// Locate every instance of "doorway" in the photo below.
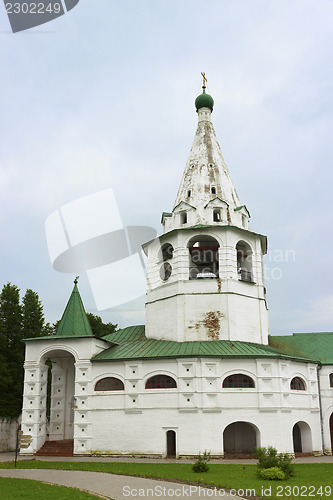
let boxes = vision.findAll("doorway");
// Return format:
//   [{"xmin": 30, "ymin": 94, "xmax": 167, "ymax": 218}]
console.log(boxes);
[
  {"xmin": 293, "ymin": 423, "xmax": 302, "ymax": 452},
  {"xmin": 223, "ymin": 421, "xmax": 258, "ymax": 454},
  {"xmin": 166, "ymin": 430, "xmax": 176, "ymax": 457}
]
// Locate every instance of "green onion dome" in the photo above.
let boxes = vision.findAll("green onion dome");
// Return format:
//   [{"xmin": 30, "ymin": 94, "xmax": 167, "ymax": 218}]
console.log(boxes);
[{"xmin": 195, "ymin": 89, "xmax": 214, "ymax": 112}]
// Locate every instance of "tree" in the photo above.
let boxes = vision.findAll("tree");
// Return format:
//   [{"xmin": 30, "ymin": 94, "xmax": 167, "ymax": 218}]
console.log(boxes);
[
  {"xmin": 22, "ymin": 289, "xmax": 45, "ymax": 339},
  {"xmin": 0, "ymin": 283, "xmax": 47, "ymax": 418},
  {"xmin": 0, "ymin": 283, "xmax": 23, "ymax": 417},
  {"xmin": 86, "ymin": 313, "xmax": 117, "ymax": 338}
]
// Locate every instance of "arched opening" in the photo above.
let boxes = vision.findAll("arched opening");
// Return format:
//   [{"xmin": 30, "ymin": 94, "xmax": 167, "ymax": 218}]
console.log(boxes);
[
  {"xmin": 223, "ymin": 421, "xmax": 259, "ymax": 456},
  {"xmin": 95, "ymin": 377, "xmax": 124, "ymax": 391},
  {"xmin": 222, "ymin": 374, "xmax": 255, "ymax": 388},
  {"xmin": 292, "ymin": 423, "xmax": 302, "ymax": 452},
  {"xmin": 188, "ymin": 235, "xmax": 219, "ymax": 279},
  {"xmin": 236, "ymin": 241, "xmax": 253, "ymax": 282},
  {"xmin": 292, "ymin": 421, "xmax": 312, "ymax": 454},
  {"xmin": 145, "ymin": 374, "xmax": 177, "ymax": 389},
  {"xmin": 290, "ymin": 377, "xmax": 306, "ymax": 391},
  {"xmin": 41, "ymin": 350, "xmax": 76, "ymax": 442},
  {"xmin": 329, "ymin": 413, "xmax": 333, "ymax": 454},
  {"xmin": 166, "ymin": 430, "xmax": 176, "ymax": 457},
  {"xmin": 159, "ymin": 243, "xmax": 174, "ymax": 262},
  {"xmin": 213, "ymin": 208, "xmax": 221, "ymax": 222}
]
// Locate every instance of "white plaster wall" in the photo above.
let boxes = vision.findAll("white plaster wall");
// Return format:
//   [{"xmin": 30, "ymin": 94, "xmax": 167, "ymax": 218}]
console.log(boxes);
[
  {"xmin": 145, "ymin": 227, "xmax": 268, "ymax": 344},
  {"xmin": 20, "ymin": 337, "xmax": 110, "ymax": 455},
  {"xmin": 318, "ymin": 366, "xmax": 333, "ymax": 454},
  {"xmin": 0, "ymin": 418, "xmax": 19, "ymax": 452},
  {"xmin": 84, "ymin": 357, "xmax": 322, "ymax": 456}
]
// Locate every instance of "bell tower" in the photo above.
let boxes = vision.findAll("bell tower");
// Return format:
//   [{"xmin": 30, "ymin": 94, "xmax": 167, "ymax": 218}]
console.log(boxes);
[{"xmin": 144, "ymin": 76, "xmax": 269, "ymax": 345}]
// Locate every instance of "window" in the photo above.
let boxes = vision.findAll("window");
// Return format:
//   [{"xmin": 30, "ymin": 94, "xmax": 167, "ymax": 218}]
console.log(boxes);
[
  {"xmin": 330, "ymin": 373, "xmax": 333, "ymax": 387},
  {"xmin": 95, "ymin": 377, "xmax": 124, "ymax": 391},
  {"xmin": 187, "ymin": 190, "xmax": 191, "ymax": 197},
  {"xmin": 290, "ymin": 377, "xmax": 305, "ymax": 391},
  {"xmin": 145, "ymin": 375, "xmax": 177, "ymax": 389},
  {"xmin": 213, "ymin": 209, "xmax": 221, "ymax": 222},
  {"xmin": 160, "ymin": 262, "xmax": 172, "ymax": 281},
  {"xmin": 211, "ymin": 186, "xmax": 216, "ymax": 195},
  {"xmin": 180, "ymin": 212, "xmax": 187, "ymax": 224},
  {"xmin": 222, "ymin": 374, "xmax": 255, "ymax": 388},
  {"xmin": 161, "ymin": 243, "xmax": 174, "ymax": 261}
]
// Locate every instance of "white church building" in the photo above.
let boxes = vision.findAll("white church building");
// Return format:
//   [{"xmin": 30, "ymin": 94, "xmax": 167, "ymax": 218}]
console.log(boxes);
[{"xmin": 21, "ymin": 80, "xmax": 333, "ymax": 458}]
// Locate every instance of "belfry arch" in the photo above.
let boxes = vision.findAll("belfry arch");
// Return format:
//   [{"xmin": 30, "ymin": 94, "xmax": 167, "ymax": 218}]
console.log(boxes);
[{"xmin": 188, "ymin": 235, "xmax": 220, "ymax": 279}]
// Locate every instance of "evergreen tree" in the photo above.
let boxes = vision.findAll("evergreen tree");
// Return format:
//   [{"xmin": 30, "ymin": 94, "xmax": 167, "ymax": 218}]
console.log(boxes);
[
  {"xmin": 0, "ymin": 283, "xmax": 47, "ymax": 417},
  {"xmin": 22, "ymin": 289, "xmax": 45, "ymax": 339},
  {"xmin": 0, "ymin": 283, "xmax": 23, "ymax": 417},
  {"xmin": 86, "ymin": 313, "xmax": 117, "ymax": 338}
]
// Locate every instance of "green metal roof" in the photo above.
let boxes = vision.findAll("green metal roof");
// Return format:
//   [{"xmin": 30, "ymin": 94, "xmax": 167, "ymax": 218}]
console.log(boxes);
[
  {"xmin": 92, "ymin": 325, "xmax": 317, "ymax": 363},
  {"xmin": 234, "ymin": 205, "xmax": 251, "ymax": 217},
  {"xmin": 103, "ymin": 325, "xmax": 146, "ymax": 343},
  {"xmin": 269, "ymin": 332, "xmax": 333, "ymax": 365},
  {"xmin": 55, "ymin": 279, "xmax": 94, "ymax": 338}
]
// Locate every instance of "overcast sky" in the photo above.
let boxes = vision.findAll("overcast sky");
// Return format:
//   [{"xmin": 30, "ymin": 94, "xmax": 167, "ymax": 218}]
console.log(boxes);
[{"xmin": 1, "ymin": 0, "xmax": 333, "ymax": 336}]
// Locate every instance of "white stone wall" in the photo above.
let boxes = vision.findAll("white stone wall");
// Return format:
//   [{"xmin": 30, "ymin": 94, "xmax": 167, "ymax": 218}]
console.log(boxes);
[
  {"xmin": 20, "ymin": 337, "xmax": 109, "ymax": 455},
  {"xmin": 318, "ymin": 366, "xmax": 333, "ymax": 454},
  {"xmin": 86, "ymin": 357, "xmax": 323, "ymax": 456},
  {"xmin": 0, "ymin": 418, "xmax": 19, "ymax": 452}
]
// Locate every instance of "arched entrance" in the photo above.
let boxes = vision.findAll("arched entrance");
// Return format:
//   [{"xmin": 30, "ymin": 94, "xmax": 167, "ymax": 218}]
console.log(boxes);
[
  {"xmin": 329, "ymin": 413, "xmax": 333, "ymax": 454},
  {"xmin": 223, "ymin": 422, "xmax": 259, "ymax": 455},
  {"xmin": 292, "ymin": 423, "xmax": 302, "ymax": 452},
  {"xmin": 42, "ymin": 349, "xmax": 76, "ymax": 441},
  {"xmin": 166, "ymin": 430, "xmax": 176, "ymax": 457},
  {"xmin": 292, "ymin": 421, "xmax": 312, "ymax": 454}
]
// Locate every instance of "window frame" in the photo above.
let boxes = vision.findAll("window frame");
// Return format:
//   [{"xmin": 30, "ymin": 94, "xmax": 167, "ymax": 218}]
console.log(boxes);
[
  {"xmin": 94, "ymin": 377, "xmax": 125, "ymax": 392},
  {"xmin": 145, "ymin": 374, "xmax": 177, "ymax": 389},
  {"xmin": 290, "ymin": 376, "xmax": 306, "ymax": 391},
  {"xmin": 222, "ymin": 374, "xmax": 255, "ymax": 389}
]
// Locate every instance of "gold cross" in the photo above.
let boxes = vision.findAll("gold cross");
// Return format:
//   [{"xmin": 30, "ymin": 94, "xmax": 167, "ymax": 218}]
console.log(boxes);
[{"xmin": 201, "ymin": 72, "xmax": 207, "ymax": 89}]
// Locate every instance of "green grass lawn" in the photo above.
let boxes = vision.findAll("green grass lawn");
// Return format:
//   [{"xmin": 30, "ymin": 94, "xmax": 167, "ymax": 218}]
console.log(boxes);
[
  {"xmin": 0, "ymin": 477, "xmax": 105, "ymax": 500},
  {"xmin": 0, "ymin": 461, "xmax": 332, "ymax": 499}
]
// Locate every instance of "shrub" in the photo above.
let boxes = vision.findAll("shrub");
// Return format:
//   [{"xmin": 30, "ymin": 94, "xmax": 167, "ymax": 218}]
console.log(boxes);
[
  {"xmin": 253, "ymin": 446, "xmax": 294, "ymax": 478},
  {"xmin": 259, "ymin": 467, "xmax": 286, "ymax": 481},
  {"xmin": 192, "ymin": 450, "xmax": 211, "ymax": 473}
]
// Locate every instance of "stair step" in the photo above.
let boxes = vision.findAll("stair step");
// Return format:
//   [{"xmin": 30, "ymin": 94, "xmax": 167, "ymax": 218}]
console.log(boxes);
[{"xmin": 35, "ymin": 439, "xmax": 74, "ymax": 457}]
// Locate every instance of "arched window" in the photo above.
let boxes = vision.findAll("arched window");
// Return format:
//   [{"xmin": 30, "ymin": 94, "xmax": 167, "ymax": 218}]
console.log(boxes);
[
  {"xmin": 329, "ymin": 373, "xmax": 333, "ymax": 388},
  {"xmin": 290, "ymin": 377, "xmax": 306, "ymax": 391},
  {"xmin": 95, "ymin": 377, "xmax": 124, "ymax": 391},
  {"xmin": 145, "ymin": 375, "xmax": 177, "ymax": 389},
  {"xmin": 160, "ymin": 243, "xmax": 174, "ymax": 262},
  {"xmin": 222, "ymin": 374, "xmax": 255, "ymax": 388},
  {"xmin": 236, "ymin": 241, "xmax": 253, "ymax": 282},
  {"xmin": 188, "ymin": 235, "xmax": 219, "ymax": 279},
  {"xmin": 213, "ymin": 208, "xmax": 221, "ymax": 222}
]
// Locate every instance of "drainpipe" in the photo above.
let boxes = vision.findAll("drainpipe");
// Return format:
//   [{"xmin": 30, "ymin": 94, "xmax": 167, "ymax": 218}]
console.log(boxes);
[{"xmin": 316, "ymin": 363, "xmax": 327, "ymax": 455}]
